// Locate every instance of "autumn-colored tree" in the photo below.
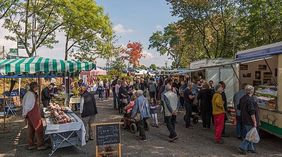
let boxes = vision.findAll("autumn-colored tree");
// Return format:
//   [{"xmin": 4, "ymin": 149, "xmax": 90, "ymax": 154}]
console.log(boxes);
[{"xmin": 121, "ymin": 42, "xmax": 144, "ymax": 68}]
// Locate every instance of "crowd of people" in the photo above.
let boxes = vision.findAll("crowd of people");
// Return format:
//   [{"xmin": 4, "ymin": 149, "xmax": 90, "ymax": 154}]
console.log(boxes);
[
  {"xmin": 21, "ymin": 74, "xmax": 259, "ymax": 155},
  {"xmin": 110, "ymin": 75, "xmax": 259, "ymax": 154}
]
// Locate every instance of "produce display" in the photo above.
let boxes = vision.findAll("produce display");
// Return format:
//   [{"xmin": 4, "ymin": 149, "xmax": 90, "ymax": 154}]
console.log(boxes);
[
  {"xmin": 255, "ymin": 85, "xmax": 277, "ymax": 110},
  {"xmin": 48, "ymin": 103, "xmax": 72, "ymax": 124}
]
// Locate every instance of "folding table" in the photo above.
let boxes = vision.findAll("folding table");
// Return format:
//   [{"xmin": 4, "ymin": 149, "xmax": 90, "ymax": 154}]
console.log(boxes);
[{"xmin": 44, "ymin": 110, "xmax": 86, "ymax": 157}]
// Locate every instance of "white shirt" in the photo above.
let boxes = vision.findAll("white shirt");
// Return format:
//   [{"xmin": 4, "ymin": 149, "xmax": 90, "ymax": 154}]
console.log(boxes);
[
  {"xmin": 22, "ymin": 91, "xmax": 36, "ymax": 117},
  {"xmin": 115, "ymin": 84, "xmax": 120, "ymax": 94},
  {"xmin": 80, "ymin": 96, "xmax": 84, "ymax": 114}
]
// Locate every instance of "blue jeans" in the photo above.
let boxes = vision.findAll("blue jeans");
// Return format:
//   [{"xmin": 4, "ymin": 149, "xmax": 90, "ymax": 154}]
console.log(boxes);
[
  {"xmin": 236, "ymin": 116, "xmax": 242, "ymax": 138},
  {"xmin": 239, "ymin": 125, "xmax": 256, "ymax": 152}
]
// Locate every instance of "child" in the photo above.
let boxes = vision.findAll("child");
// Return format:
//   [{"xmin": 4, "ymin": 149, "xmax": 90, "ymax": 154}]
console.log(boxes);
[
  {"xmin": 124, "ymin": 96, "xmax": 136, "ymax": 117},
  {"xmin": 97, "ymin": 82, "xmax": 104, "ymax": 101},
  {"xmin": 150, "ymin": 98, "xmax": 159, "ymax": 127}
]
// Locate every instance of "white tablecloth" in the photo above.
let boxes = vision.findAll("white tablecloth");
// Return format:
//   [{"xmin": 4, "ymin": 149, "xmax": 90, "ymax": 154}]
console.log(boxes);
[{"xmin": 45, "ymin": 112, "xmax": 86, "ymax": 146}]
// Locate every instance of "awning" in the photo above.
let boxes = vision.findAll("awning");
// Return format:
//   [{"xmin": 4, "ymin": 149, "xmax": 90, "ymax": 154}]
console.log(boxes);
[
  {"xmin": 201, "ymin": 56, "xmax": 273, "ymax": 69},
  {"xmin": 178, "ymin": 68, "xmax": 204, "ymax": 74},
  {"xmin": 0, "ymin": 57, "xmax": 96, "ymax": 76}
]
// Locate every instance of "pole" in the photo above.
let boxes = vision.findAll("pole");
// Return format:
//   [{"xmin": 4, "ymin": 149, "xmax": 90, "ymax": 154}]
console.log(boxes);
[
  {"xmin": 3, "ymin": 78, "xmax": 6, "ymax": 131},
  {"xmin": 19, "ymin": 78, "xmax": 21, "ymax": 98}
]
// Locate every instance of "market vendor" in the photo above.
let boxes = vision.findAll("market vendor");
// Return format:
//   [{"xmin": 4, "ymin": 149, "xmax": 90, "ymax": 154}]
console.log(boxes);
[
  {"xmin": 41, "ymin": 83, "xmax": 55, "ymax": 107},
  {"xmin": 22, "ymin": 82, "xmax": 48, "ymax": 150},
  {"xmin": 80, "ymin": 85, "xmax": 97, "ymax": 142}
]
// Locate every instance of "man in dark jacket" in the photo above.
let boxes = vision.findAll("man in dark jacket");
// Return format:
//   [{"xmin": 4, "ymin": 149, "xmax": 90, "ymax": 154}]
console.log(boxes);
[
  {"xmin": 41, "ymin": 83, "xmax": 55, "ymax": 107},
  {"xmin": 80, "ymin": 85, "xmax": 97, "ymax": 141},
  {"xmin": 238, "ymin": 85, "xmax": 259, "ymax": 154},
  {"xmin": 219, "ymin": 81, "xmax": 228, "ymax": 136},
  {"xmin": 198, "ymin": 82, "xmax": 213, "ymax": 129},
  {"xmin": 111, "ymin": 77, "xmax": 118, "ymax": 110}
]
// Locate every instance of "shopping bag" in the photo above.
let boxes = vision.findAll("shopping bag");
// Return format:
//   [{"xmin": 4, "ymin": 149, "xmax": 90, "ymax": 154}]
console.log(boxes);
[{"xmin": 245, "ymin": 127, "xmax": 260, "ymax": 143}]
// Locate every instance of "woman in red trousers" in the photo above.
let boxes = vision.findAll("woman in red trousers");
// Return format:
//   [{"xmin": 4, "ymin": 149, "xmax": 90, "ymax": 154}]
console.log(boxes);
[{"xmin": 212, "ymin": 84, "xmax": 225, "ymax": 144}]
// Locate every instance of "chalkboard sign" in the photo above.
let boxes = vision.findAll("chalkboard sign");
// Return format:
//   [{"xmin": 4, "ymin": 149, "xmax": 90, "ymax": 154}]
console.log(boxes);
[{"xmin": 96, "ymin": 124, "xmax": 120, "ymax": 146}]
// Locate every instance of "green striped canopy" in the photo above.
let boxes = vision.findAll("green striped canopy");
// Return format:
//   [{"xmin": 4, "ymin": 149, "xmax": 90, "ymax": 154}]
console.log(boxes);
[{"xmin": 0, "ymin": 57, "xmax": 96, "ymax": 75}]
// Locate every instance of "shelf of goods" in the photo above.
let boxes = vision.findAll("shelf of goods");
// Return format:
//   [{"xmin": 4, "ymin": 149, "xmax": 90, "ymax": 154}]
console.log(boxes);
[{"xmin": 255, "ymin": 85, "xmax": 277, "ymax": 110}]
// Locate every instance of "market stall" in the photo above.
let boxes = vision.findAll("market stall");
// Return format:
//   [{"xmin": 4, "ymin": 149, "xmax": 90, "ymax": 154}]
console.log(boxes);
[
  {"xmin": 0, "ymin": 56, "xmax": 96, "ymax": 156},
  {"xmin": 189, "ymin": 58, "xmax": 238, "ymax": 105},
  {"xmin": 204, "ymin": 42, "xmax": 282, "ymax": 137},
  {"xmin": 79, "ymin": 67, "xmax": 107, "ymax": 85},
  {"xmin": 234, "ymin": 42, "xmax": 282, "ymax": 138}
]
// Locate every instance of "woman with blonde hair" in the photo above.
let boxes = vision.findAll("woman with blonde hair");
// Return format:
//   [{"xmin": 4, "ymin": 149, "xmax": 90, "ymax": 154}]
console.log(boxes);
[{"xmin": 212, "ymin": 84, "xmax": 225, "ymax": 144}]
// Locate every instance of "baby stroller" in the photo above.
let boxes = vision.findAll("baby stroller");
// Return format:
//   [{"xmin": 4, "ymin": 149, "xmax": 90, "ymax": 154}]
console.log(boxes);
[{"xmin": 121, "ymin": 110, "xmax": 149, "ymax": 134}]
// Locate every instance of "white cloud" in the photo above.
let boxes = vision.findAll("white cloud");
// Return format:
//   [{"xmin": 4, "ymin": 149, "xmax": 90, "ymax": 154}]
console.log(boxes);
[
  {"xmin": 113, "ymin": 24, "xmax": 134, "ymax": 33},
  {"xmin": 140, "ymin": 49, "xmax": 172, "ymax": 67},
  {"xmin": 142, "ymin": 50, "xmax": 154, "ymax": 59},
  {"xmin": 155, "ymin": 25, "xmax": 163, "ymax": 31}
]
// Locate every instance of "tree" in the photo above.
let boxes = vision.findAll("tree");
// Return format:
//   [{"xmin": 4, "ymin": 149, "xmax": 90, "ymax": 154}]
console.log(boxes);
[
  {"xmin": 2, "ymin": 0, "xmax": 113, "ymax": 59},
  {"xmin": 121, "ymin": 42, "xmax": 144, "ymax": 68},
  {"xmin": 110, "ymin": 57, "xmax": 126, "ymax": 71},
  {"xmin": 55, "ymin": 0, "xmax": 113, "ymax": 60},
  {"xmin": 166, "ymin": 0, "xmax": 238, "ymax": 59},
  {"xmin": 0, "ymin": 0, "xmax": 17, "ymax": 19},
  {"xmin": 149, "ymin": 64, "xmax": 157, "ymax": 70},
  {"xmin": 3, "ymin": 0, "xmax": 63, "ymax": 57},
  {"xmin": 149, "ymin": 23, "xmax": 201, "ymax": 68},
  {"xmin": 236, "ymin": 1, "xmax": 282, "ymax": 50},
  {"xmin": 139, "ymin": 65, "xmax": 147, "ymax": 70}
]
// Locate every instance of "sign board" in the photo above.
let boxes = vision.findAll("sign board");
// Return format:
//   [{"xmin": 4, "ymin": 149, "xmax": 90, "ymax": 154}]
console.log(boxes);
[
  {"xmin": 95, "ymin": 122, "xmax": 122, "ymax": 157},
  {"xmin": 96, "ymin": 124, "xmax": 120, "ymax": 146}
]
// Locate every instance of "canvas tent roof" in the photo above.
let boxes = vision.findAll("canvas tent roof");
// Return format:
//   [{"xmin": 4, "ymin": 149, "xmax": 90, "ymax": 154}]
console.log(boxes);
[{"xmin": 0, "ymin": 57, "xmax": 96, "ymax": 77}]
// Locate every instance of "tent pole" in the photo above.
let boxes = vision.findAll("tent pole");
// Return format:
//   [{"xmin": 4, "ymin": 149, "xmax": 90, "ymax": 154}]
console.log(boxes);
[
  {"xmin": 231, "ymin": 64, "xmax": 240, "ymax": 81},
  {"xmin": 3, "ymin": 78, "xmax": 6, "ymax": 132},
  {"xmin": 18, "ymin": 78, "xmax": 21, "ymax": 98},
  {"xmin": 264, "ymin": 58, "xmax": 277, "ymax": 86},
  {"xmin": 37, "ymin": 77, "xmax": 41, "ymax": 107}
]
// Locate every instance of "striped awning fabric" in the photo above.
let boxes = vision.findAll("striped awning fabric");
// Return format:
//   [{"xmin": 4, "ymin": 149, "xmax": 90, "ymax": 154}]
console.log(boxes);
[{"xmin": 0, "ymin": 57, "xmax": 96, "ymax": 75}]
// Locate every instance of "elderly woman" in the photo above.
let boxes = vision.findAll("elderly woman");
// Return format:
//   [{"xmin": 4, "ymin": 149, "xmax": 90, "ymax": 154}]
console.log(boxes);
[
  {"xmin": 238, "ymin": 85, "xmax": 259, "ymax": 154},
  {"xmin": 131, "ymin": 90, "xmax": 151, "ymax": 141},
  {"xmin": 22, "ymin": 82, "xmax": 47, "ymax": 150},
  {"xmin": 212, "ymin": 84, "xmax": 225, "ymax": 144}
]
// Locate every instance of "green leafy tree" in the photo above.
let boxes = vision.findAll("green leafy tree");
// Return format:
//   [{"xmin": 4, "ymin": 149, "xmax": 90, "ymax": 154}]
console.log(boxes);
[
  {"xmin": 0, "ymin": 0, "xmax": 17, "ymax": 19},
  {"xmin": 236, "ymin": 0, "xmax": 282, "ymax": 50},
  {"xmin": 110, "ymin": 57, "xmax": 126, "ymax": 72},
  {"xmin": 149, "ymin": 23, "xmax": 201, "ymax": 68},
  {"xmin": 55, "ymin": 0, "xmax": 113, "ymax": 60},
  {"xmin": 149, "ymin": 64, "xmax": 157, "ymax": 70},
  {"xmin": 166, "ymin": 0, "xmax": 238, "ymax": 59},
  {"xmin": 139, "ymin": 65, "xmax": 147, "ymax": 70},
  {"xmin": 3, "ymin": 0, "xmax": 63, "ymax": 57}
]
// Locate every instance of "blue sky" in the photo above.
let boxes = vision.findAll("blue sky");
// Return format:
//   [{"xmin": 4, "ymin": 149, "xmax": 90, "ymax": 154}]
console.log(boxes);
[
  {"xmin": 0, "ymin": 0, "xmax": 177, "ymax": 67},
  {"xmin": 96, "ymin": 0, "xmax": 177, "ymax": 66}
]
